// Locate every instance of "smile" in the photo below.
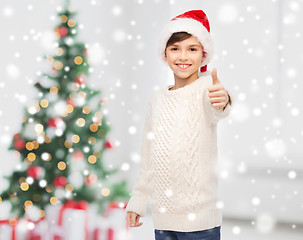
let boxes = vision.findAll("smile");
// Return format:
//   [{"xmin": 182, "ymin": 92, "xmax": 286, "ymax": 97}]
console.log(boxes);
[{"xmin": 176, "ymin": 64, "xmax": 191, "ymax": 69}]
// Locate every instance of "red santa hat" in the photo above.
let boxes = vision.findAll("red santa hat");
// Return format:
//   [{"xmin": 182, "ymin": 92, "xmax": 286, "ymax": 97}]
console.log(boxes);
[{"xmin": 158, "ymin": 10, "xmax": 214, "ymax": 73}]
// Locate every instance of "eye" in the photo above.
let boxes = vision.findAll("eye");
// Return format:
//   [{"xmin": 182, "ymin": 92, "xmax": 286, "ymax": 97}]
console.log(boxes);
[
  {"xmin": 190, "ymin": 48, "xmax": 197, "ymax": 51},
  {"xmin": 170, "ymin": 47, "xmax": 178, "ymax": 51}
]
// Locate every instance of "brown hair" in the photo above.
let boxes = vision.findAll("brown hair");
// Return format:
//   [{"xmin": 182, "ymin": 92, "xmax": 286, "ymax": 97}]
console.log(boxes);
[
  {"xmin": 166, "ymin": 32, "xmax": 192, "ymax": 48},
  {"xmin": 165, "ymin": 32, "xmax": 205, "ymax": 57}
]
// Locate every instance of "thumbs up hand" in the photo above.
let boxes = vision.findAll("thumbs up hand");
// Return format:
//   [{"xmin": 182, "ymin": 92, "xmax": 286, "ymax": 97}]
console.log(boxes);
[{"xmin": 208, "ymin": 68, "xmax": 229, "ymax": 110}]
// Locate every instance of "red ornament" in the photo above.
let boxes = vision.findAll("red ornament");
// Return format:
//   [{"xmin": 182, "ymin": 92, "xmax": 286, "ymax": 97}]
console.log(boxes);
[
  {"xmin": 66, "ymin": 98, "xmax": 75, "ymax": 108},
  {"xmin": 13, "ymin": 133, "xmax": 21, "ymax": 140},
  {"xmin": 14, "ymin": 139, "xmax": 26, "ymax": 150},
  {"xmin": 47, "ymin": 117, "xmax": 63, "ymax": 128},
  {"xmin": 53, "ymin": 176, "xmax": 67, "ymax": 187},
  {"xmin": 108, "ymin": 201, "xmax": 127, "ymax": 209},
  {"xmin": 85, "ymin": 174, "xmax": 97, "ymax": 186},
  {"xmin": 72, "ymin": 151, "xmax": 84, "ymax": 161},
  {"xmin": 74, "ymin": 75, "xmax": 86, "ymax": 85},
  {"xmin": 58, "ymin": 26, "xmax": 68, "ymax": 37},
  {"xmin": 27, "ymin": 166, "xmax": 44, "ymax": 179},
  {"xmin": 104, "ymin": 141, "xmax": 113, "ymax": 149}
]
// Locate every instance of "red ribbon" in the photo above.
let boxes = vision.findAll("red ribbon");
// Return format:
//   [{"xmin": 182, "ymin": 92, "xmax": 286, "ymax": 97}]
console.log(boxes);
[{"xmin": 0, "ymin": 219, "xmax": 18, "ymax": 240}]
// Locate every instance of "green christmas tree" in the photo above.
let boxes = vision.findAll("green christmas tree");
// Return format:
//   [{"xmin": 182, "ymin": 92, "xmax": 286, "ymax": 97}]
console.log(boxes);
[{"xmin": 0, "ymin": 0, "xmax": 129, "ymax": 219}]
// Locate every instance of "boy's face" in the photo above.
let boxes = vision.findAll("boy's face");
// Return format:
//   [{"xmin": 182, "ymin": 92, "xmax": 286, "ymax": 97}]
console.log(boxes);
[{"xmin": 164, "ymin": 36, "xmax": 205, "ymax": 81}]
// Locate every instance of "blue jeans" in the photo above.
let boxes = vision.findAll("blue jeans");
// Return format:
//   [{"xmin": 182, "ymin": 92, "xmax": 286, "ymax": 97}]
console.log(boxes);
[{"xmin": 154, "ymin": 226, "xmax": 221, "ymax": 240}]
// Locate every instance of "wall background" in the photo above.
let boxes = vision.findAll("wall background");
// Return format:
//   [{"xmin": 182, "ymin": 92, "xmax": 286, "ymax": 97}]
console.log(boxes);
[{"xmin": 0, "ymin": 0, "xmax": 302, "ymax": 238}]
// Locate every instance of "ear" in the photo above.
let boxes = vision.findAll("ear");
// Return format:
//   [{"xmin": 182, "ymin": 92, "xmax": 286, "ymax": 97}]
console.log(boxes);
[
  {"xmin": 164, "ymin": 50, "xmax": 167, "ymax": 61},
  {"xmin": 201, "ymin": 55, "xmax": 206, "ymax": 63}
]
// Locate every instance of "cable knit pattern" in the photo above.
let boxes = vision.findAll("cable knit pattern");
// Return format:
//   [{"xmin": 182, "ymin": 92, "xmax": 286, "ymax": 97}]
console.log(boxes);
[
  {"xmin": 150, "ymin": 95, "xmax": 176, "ymax": 214},
  {"xmin": 126, "ymin": 70, "xmax": 233, "ymax": 232}
]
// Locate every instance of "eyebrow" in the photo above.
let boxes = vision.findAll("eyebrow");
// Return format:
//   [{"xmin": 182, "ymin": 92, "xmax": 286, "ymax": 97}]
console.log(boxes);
[{"xmin": 170, "ymin": 44, "xmax": 202, "ymax": 48}]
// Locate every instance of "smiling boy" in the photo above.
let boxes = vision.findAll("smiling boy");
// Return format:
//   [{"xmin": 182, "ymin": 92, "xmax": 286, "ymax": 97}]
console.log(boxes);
[{"xmin": 125, "ymin": 10, "xmax": 232, "ymax": 240}]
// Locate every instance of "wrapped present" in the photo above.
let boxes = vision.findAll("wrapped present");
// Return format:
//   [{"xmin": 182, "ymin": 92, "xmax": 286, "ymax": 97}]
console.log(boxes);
[
  {"xmin": 0, "ymin": 219, "xmax": 17, "ymax": 240},
  {"xmin": 91, "ymin": 215, "xmax": 111, "ymax": 240},
  {"xmin": 54, "ymin": 200, "xmax": 89, "ymax": 240},
  {"xmin": 26, "ymin": 217, "xmax": 48, "ymax": 240},
  {"xmin": 45, "ymin": 203, "xmax": 63, "ymax": 240},
  {"xmin": 102, "ymin": 201, "xmax": 129, "ymax": 240}
]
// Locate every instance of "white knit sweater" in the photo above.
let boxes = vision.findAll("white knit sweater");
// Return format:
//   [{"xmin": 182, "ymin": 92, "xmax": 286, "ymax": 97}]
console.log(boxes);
[{"xmin": 125, "ymin": 71, "xmax": 232, "ymax": 232}]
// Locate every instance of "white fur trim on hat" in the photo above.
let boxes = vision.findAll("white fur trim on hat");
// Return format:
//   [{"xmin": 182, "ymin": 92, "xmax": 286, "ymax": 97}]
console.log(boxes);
[{"xmin": 157, "ymin": 18, "xmax": 214, "ymax": 67}]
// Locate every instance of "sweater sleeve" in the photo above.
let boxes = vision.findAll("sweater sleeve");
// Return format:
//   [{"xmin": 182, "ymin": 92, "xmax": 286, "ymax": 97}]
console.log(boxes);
[
  {"xmin": 125, "ymin": 96, "xmax": 153, "ymax": 217},
  {"xmin": 203, "ymin": 80, "xmax": 233, "ymax": 124}
]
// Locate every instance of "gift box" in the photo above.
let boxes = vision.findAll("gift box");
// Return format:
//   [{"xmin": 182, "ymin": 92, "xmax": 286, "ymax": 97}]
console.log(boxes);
[
  {"xmin": 54, "ymin": 200, "xmax": 89, "ymax": 240},
  {"xmin": 45, "ymin": 203, "xmax": 63, "ymax": 240},
  {"xmin": 91, "ymin": 215, "xmax": 112, "ymax": 240},
  {"xmin": 26, "ymin": 217, "xmax": 48, "ymax": 240},
  {"xmin": 99, "ymin": 201, "xmax": 129, "ymax": 240},
  {"xmin": 0, "ymin": 219, "xmax": 17, "ymax": 240}
]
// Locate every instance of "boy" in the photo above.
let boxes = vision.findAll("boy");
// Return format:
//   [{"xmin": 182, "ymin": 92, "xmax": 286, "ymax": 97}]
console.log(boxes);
[{"xmin": 125, "ymin": 10, "xmax": 232, "ymax": 240}]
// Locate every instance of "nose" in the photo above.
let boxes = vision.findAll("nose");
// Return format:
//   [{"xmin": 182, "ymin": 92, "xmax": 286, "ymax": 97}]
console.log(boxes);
[{"xmin": 178, "ymin": 50, "xmax": 188, "ymax": 60}]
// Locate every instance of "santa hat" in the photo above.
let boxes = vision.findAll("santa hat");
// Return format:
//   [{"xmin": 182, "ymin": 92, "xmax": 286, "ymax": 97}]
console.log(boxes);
[{"xmin": 158, "ymin": 10, "xmax": 214, "ymax": 73}]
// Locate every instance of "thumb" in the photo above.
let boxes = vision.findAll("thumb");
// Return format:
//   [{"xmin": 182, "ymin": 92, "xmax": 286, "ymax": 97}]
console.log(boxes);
[{"xmin": 212, "ymin": 68, "xmax": 220, "ymax": 85}]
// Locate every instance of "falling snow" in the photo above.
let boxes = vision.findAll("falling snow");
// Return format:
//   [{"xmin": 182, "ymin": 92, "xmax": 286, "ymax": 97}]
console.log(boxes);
[{"xmin": 0, "ymin": 1, "xmax": 303, "ymax": 239}]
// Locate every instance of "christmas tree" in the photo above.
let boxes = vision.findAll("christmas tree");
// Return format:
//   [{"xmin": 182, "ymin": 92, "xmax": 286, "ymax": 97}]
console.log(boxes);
[{"xmin": 0, "ymin": 0, "xmax": 129, "ymax": 219}]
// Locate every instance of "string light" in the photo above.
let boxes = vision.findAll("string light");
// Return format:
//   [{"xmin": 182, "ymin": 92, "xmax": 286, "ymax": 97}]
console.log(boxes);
[
  {"xmin": 76, "ymin": 118, "xmax": 85, "ymax": 127},
  {"xmin": 71, "ymin": 134, "xmax": 80, "ymax": 143},
  {"xmin": 88, "ymin": 155, "xmax": 97, "ymax": 164},
  {"xmin": 101, "ymin": 188, "xmax": 110, "ymax": 196},
  {"xmin": 66, "ymin": 104, "xmax": 74, "ymax": 113},
  {"xmin": 71, "ymin": 83, "xmax": 80, "ymax": 91},
  {"xmin": 57, "ymin": 161, "xmax": 66, "ymax": 170},
  {"xmin": 27, "ymin": 153, "xmax": 36, "ymax": 162},
  {"xmin": 45, "ymin": 186, "xmax": 52, "ymax": 193},
  {"xmin": 53, "ymin": 61, "xmax": 64, "ymax": 70},
  {"xmin": 41, "ymin": 152, "xmax": 52, "ymax": 161},
  {"xmin": 44, "ymin": 136, "xmax": 52, "ymax": 143},
  {"xmin": 50, "ymin": 197, "xmax": 58, "ymax": 205},
  {"xmin": 65, "ymin": 184, "xmax": 74, "ymax": 192},
  {"xmin": 50, "ymin": 86, "xmax": 58, "ymax": 94},
  {"xmin": 64, "ymin": 140, "xmax": 72, "ymax": 148},
  {"xmin": 35, "ymin": 124, "xmax": 44, "ymax": 133},
  {"xmin": 90, "ymin": 123, "xmax": 98, "ymax": 132},
  {"xmin": 78, "ymin": 91, "xmax": 86, "ymax": 98},
  {"xmin": 74, "ymin": 56, "xmax": 83, "ymax": 65},
  {"xmin": 56, "ymin": 48, "xmax": 64, "ymax": 56},
  {"xmin": 82, "ymin": 106, "xmax": 90, "ymax": 114},
  {"xmin": 33, "ymin": 194, "xmax": 41, "ymax": 202},
  {"xmin": 97, "ymin": 128, "xmax": 105, "ymax": 137},
  {"xmin": 88, "ymin": 137, "xmax": 96, "ymax": 145},
  {"xmin": 19, "ymin": 177, "xmax": 26, "ymax": 183},
  {"xmin": 32, "ymin": 141, "xmax": 39, "ymax": 149},
  {"xmin": 47, "ymin": 56, "xmax": 54, "ymax": 64},
  {"xmin": 67, "ymin": 19, "xmax": 76, "ymax": 27},
  {"xmin": 40, "ymin": 99, "xmax": 49, "ymax": 108},
  {"xmin": 20, "ymin": 182, "xmax": 29, "ymax": 191},
  {"xmin": 40, "ymin": 210, "xmax": 45, "ymax": 218},
  {"xmin": 60, "ymin": 15, "xmax": 68, "ymax": 23},
  {"xmin": 26, "ymin": 142, "xmax": 35, "ymax": 151},
  {"xmin": 24, "ymin": 200, "xmax": 33, "ymax": 209}
]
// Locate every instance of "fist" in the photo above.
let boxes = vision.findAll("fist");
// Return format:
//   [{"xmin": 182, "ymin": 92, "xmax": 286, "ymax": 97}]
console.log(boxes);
[
  {"xmin": 126, "ymin": 211, "xmax": 143, "ymax": 228},
  {"xmin": 208, "ymin": 68, "xmax": 229, "ymax": 110}
]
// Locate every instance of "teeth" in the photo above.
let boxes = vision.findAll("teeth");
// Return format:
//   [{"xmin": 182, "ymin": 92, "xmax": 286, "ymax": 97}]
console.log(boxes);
[{"xmin": 178, "ymin": 64, "xmax": 190, "ymax": 69}]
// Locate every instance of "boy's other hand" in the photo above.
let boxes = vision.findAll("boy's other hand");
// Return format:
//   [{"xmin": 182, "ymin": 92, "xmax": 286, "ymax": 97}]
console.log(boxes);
[
  {"xmin": 208, "ymin": 68, "xmax": 229, "ymax": 110},
  {"xmin": 126, "ymin": 211, "xmax": 143, "ymax": 228}
]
